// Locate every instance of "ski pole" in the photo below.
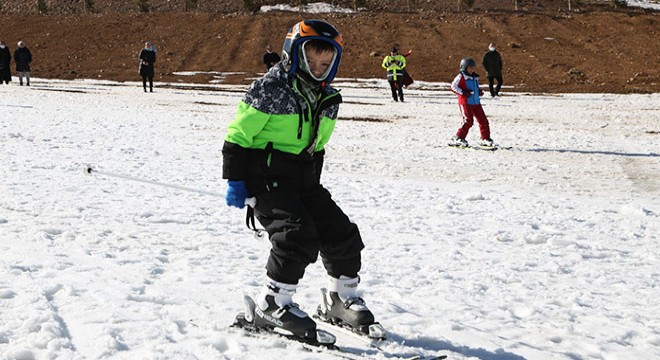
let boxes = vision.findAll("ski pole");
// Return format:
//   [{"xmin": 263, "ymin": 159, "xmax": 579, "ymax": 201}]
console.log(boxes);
[{"xmin": 82, "ymin": 164, "xmax": 257, "ymax": 208}]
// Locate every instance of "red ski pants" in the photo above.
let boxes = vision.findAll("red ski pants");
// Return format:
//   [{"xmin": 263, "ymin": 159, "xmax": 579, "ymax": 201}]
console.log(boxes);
[{"xmin": 456, "ymin": 103, "xmax": 490, "ymax": 140}]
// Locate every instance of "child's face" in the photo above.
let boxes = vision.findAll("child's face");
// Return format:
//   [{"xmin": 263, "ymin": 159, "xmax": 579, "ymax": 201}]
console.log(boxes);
[
  {"xmin": 466, "ymin": 65, "xmax": 476, "ymax": 73},
  {"xmin": 305, "ymin": 49, "xmax": 335, "ymax": 79}
]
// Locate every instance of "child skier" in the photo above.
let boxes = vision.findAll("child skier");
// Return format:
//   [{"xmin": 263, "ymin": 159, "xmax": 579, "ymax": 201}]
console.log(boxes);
[
  {"xmin": 449, "ymin": 57, "xmax": 494, "ymax": 147},
  {"xmin": 222, "ymin": 20, "xmax": 381, "ymax": 343}
]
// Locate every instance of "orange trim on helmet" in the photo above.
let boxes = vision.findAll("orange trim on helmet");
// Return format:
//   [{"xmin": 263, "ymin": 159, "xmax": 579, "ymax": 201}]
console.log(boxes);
[
  {"xmin": 291, "ymin": 20, "xmax": 343, "ymax": 48},
  {"xmin": 299, "ymin": 21, "xmax": 320, "ymax": 37},
  {"xmin": 334, "ymin": 34, "xmax": 343, "ymax": 48}
]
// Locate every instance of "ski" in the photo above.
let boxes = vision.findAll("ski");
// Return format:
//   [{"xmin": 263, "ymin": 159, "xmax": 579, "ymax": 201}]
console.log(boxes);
[
  {"xmin": 229, "ymin": 324, "xmax": 365, "ymax": 360},
  {"xmin": 315, "ymin": 320, "xmax": 447, "ymax": 360},
  {"xmin": 469, "ymin": 144, "xmax": 498, "ymax": 151},
  {"xmin": 231, "ymin": 295, "xmax": 393, "ymax": 359},
  {"xmin": 315, "ymin": 288, "xmax": 447, "ymax": 360},
  {"xmin": 448, "ymin": 143, "xmax": 511, "ymax": 151},
  {"xmin": 228, "ymin": 292, "xmax": 446, "ymax": 360}
]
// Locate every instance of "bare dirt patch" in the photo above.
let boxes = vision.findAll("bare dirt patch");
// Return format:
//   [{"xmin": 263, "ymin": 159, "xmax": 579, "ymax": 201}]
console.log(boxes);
[{"xmin": 0, "ymin": 7, "xmax": 658, "ymax": 93}]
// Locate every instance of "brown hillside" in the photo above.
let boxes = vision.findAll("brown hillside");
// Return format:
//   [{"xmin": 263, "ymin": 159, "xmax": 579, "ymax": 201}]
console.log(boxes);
[{"xmin": 0, "ymin": 7, "xmax": 658, "ymax": 93}]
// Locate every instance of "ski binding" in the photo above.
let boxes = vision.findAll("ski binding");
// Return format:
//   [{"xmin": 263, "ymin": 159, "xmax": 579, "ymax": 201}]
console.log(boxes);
[{"xmin": 315, "ymin": 288, "xmax": 387, "ymax": 341}]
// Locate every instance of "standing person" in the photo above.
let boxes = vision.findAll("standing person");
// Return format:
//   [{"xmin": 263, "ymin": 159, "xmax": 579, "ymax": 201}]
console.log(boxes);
[
  {"xmin": 449, "ymin": 57, "xmax": 494, "ymax": 147},
  {"xmin": 482, "ymin": 42, "xmax": 503, "ymax": 97},
  {"xmin": 14, "ymin": 41, "xmax": 32, "ymax": 86},
  {"xmin": 262, "ymin": 44, "xmax": 281, "ymax": 72},
  {"xmin": 402, "ymin": 49, "xmax": 414, "ymax": 88},
  {"xmin": 0, "ymin": 41, "xmax": 11, "ymax": 84},
  {"xmin": 223, "ymin": 19, "xmax": 382, "ymax": 343},
  {"xmin": 381, "ymin": 47, "xmax": 406, "ymax": 102},
  {"xmin": 138, "ymin": 41, "xmax": 156, "ymax": 93}
]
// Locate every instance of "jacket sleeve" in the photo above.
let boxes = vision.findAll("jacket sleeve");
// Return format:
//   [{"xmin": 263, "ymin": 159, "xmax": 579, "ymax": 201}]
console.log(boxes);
[
  {"xmin": 450, "ymin": 73, "xmax": 465, "ymax": 95},
  {"xmin": 222, "ymin": 100, "xmax": 271, "ymax": 180},
  {"xmin": 222, "ymin": 141, "xmax": 249, "ymax": 180},
  {"xmin": 224, "ymin": 101, "xmax": 270, "ymax": 148}
]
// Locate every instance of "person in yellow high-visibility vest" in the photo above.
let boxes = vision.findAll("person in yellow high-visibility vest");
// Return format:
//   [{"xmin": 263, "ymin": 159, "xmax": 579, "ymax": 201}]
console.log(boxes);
[{"xmin": 381, "ymin": 47, "xmax": 407, "ymax": 102}]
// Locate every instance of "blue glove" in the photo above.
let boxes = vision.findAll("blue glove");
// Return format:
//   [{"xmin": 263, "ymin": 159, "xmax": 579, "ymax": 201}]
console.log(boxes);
[{"xmin": 226, "ymin": 180, "xmax": 249, "ymax": 209}]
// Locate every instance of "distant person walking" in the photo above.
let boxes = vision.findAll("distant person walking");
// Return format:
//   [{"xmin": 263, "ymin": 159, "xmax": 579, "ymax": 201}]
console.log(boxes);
[
  {"xmin": 0, "ymin": 41, "xmax": 11, "ymax": 84},
  {"xmin": 14, "ymin": 41, "xmax": 32, "ymax": 86},
  {"xmin": 482, "ymin": 42, "xmax": 503, "ymax": 97},
  {"xmin": 381, "ymin": 47, "xmax": 407, "ymax": 102},
  {"xmin": 262, "ymin": 44, "xmax": 281, "ymax": 72},
  {"xmin": 138, "ymin": 41, "xmax": 156, "ymax": 92}
]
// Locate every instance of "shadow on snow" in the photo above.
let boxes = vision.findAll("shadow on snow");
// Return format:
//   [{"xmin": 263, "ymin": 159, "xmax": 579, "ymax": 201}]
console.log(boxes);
[
  {"xmin": 390, "ymin": 333, "xmax": 528, "ymax": 360},
  {"xmin": 527, "ymin": 148, "xmax": 659, "ymax": 158}
]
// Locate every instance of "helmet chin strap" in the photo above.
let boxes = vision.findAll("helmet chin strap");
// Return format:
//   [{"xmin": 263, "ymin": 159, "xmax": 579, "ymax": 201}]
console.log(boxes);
[{"xmin": 295, "ymin": 71, "xmax": 323, "ymax": 89}]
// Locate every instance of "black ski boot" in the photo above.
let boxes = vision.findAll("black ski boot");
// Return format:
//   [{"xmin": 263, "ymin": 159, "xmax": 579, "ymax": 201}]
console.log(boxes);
[
  {"xmin": 233, "ymin": 277, "xmax": 336, "ymax": 346},
  {"xmin": 233, "ymin": 295, "xmax": 336, "ymax": 346},
  {"xmin": 316, "ymin": 276, "xmax": 386, "ymax": 340},
  {"xmin": 254, "ymin": 294, "xmax": 317, "ymax": 339}
]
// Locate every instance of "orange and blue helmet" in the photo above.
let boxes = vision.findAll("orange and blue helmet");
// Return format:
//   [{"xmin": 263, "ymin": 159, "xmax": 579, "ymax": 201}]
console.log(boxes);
[{"xmin": 281, "ymin": 19, "xmax": 343, "ymax": 84}]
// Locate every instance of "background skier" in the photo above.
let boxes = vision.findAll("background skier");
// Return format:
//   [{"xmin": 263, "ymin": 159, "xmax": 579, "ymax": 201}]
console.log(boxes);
[
  {"xmin": 381, "ymin": 47, "xmax": 407, "ymax": 102},
  {"xmin": 262, "ymin": 44, "xmax": 281, "ymax": 72},
  {"xmin": 449, "ymin": 57, "xmax": 494, "ymax": 147},
  {"xmin": 482, "ymin": 42, "xmax": 503, "ymax": 97},
  {"xmin": 222, "ymin": 19, "xmax": 379, "ymax": 342},
  {"xmin": 138, "ymin": 41, "xmax": 156, "ymax": 92},
  {"xmin": 0, "ymin": 41, "xmax": 11, "ymax": 84},
  {"xmin": 14, "ymin": 41, "xmax": 31, "ymax": 86}
]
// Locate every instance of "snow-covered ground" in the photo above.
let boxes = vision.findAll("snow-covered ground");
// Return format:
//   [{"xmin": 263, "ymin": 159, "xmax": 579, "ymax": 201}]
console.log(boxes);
[
  {"xmin": 606, "ymin": 0, "xmax": 660, "ymax": 10},
  {"xmin": 1, "ymin": 77, "xmax": 659, "ymax": 360}
]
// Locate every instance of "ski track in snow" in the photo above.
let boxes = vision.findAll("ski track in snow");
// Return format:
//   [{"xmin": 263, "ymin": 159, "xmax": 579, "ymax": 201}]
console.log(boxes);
[{"xmin": 1, "ymin": 78, "xmax": 659, "ymax": 360}]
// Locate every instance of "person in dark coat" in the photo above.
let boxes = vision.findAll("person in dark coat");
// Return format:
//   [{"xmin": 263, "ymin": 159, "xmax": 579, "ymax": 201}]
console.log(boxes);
[
  {"xmin": 262, "ymin": 44, "xmax": 281, "ymax": 72},
  {"xmin": 0, "ymin": 41, "xmax": 12, "ymax": 84},
  {"xmin": 138, "ymin": 41, "xmax": 156, "ymax": 92},
  {"xmin": 482, "ymin": 42, "xmax": 503, "ymax": 97},
  {"xmin": 14, "ymin": 41, "xmax": 32, "ymax": 86}
]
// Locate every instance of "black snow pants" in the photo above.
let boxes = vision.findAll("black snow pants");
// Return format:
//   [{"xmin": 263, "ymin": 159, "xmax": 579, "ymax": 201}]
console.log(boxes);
[
  {"xmin": 253, "ymin": 186, "xmax": 364, "ymax": 285},
  {"xmin": 487, "ymin": 75, "xmax": 503, "ymax": 96},
  {"xmin": 388, "ymin": 77, "xmax": 404, "ymax": 102}
]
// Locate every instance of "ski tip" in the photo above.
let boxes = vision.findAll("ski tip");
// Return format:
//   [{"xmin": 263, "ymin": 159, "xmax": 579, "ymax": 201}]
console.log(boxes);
[
  {"xmin": 82, "ymin": 164, "xmax": 94, "ymax": 175},
  {"xmin": 242, "ymin": 295, "xmax": 256, "ymax": 322},
  {"xmin": 231, "ymin": 312, "xmax": 250, "ymax": 329},
  {"xmin": 367, "ymin": 323, "xmax": 387, "ymax": 340},
  {"xmin": 315, "ymin": 329, "xmax": 337, "ymax": 346}
]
